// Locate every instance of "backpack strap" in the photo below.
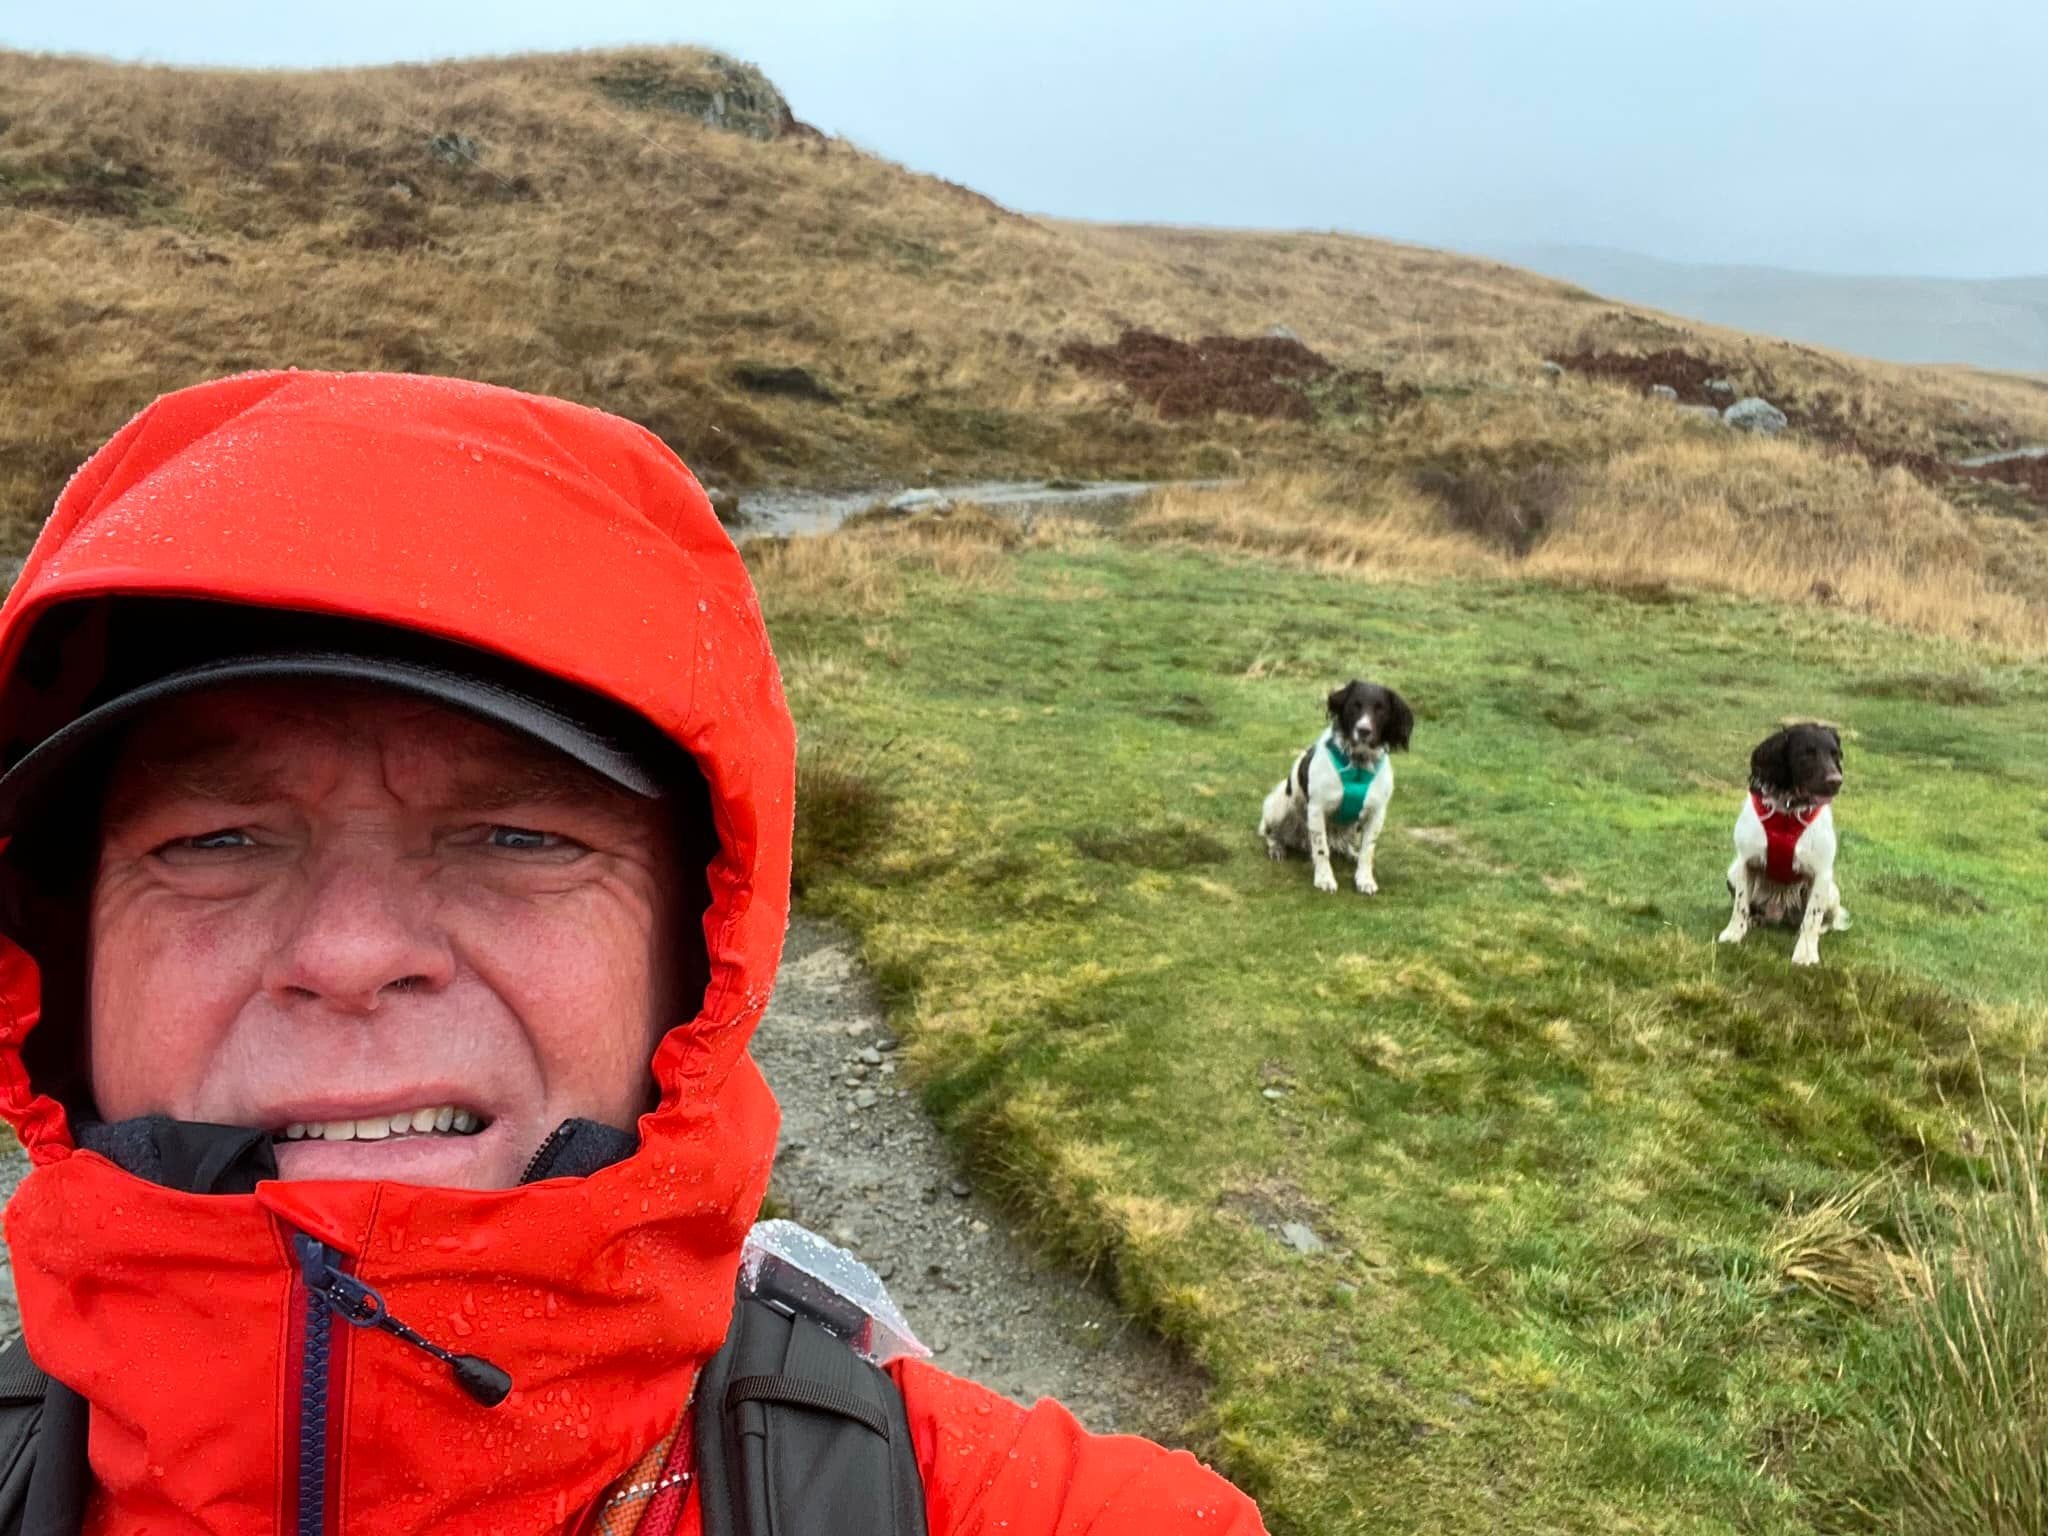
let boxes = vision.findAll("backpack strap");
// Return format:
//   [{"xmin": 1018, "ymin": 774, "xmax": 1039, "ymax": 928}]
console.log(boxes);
[
  {"xmin": 694, "ymin": 1293, "xmax": 928, "ymax": 1536},
  {"xmin": 0, "ymin": 1335, "xmax": 90, "ymax": 1536},
  {"xmin": 0, "ymin": 1340, "xmax": 46, "ymax": 1536}
]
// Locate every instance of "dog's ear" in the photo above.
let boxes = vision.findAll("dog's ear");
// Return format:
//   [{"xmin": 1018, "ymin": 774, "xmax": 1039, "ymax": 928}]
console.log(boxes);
[
  {"xmin": 1326, "ymin": 683, "xmax": 1351, "ymax": 719},
  {"xmin": 1824, "ymin": 725, "xmax": 1843, "ymax": 755},
  {"xmin": 1383, "ymin": 688, "xmax": 1415, "ymax": 752},
  {"xmin": 1749, "ymin": 729, "xmax": 1792, "ymax": 791}
]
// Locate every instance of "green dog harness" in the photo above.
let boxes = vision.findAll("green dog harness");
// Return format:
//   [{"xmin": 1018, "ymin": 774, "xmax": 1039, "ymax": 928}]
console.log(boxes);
[{"xmin": 1324, "ymin": 738, "xmax": 1386, "ymax": 826}]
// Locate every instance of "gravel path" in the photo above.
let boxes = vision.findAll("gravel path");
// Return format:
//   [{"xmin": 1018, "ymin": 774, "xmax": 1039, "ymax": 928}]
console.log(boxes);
[
  {"xmin": 0, "ymin": 1151, "xmax": 16, "ymax": 1350},
  {"xmin": 754, "ymin": 915, "xmax": 1206, "ymax": 1438},
  {"xmin": 0, "ymin": 917, "xmax": 1207, "ymax": 1442}
]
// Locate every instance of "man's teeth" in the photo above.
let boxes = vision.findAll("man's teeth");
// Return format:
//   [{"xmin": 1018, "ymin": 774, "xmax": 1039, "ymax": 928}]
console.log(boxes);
[{"xmin": 278, "ymin": 1107, "xmax": 480, "ymax": 1142}]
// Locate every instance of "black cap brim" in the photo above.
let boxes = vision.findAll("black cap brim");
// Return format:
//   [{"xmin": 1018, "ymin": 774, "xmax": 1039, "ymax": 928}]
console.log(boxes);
[{"xmin": 0, "ymin": 647, "xmax": 667, "ymax": 836}]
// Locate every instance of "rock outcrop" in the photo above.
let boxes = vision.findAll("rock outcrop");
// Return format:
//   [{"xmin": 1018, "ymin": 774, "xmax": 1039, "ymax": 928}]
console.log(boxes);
[{"xmin": 592, "ymin": 53, "xmax": 800, "ymax": 141}]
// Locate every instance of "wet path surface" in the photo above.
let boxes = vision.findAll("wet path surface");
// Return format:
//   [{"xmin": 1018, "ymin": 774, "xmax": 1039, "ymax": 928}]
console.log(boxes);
[
  {"xmin": 737, "ymin": 477, "xmax": 1230, "ymax": 538},
  {"xmin": 1954, "ymin": 444, "xmax": 2048, "ymax": 468}
]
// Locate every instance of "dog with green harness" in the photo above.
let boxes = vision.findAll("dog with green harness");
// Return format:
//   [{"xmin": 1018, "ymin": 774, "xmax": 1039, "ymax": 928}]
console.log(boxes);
[{"xmin": 1260, "ymin": 679, "xmax": 1415, "ymax": 895}]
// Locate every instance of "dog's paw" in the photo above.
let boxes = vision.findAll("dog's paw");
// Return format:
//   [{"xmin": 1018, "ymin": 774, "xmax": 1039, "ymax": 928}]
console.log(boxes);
[
  {"xmin": 1831, "ymin": 908, "xmax": 1852, "ymax": 932},
  {"xmin": 1716, "ymin": 923, "xmax": 1746, "ymax": 945},
  {"xmin": 1265, "ymin": 841, "xmax": 1285, "ymax": 862},
  {"xmin": 1313, "ymin": 867, "xmax": 1339, "ymax": 893},
  {"xmin": 1791, "ymin": 944, "xmax": 1820, "ymax": 967},
  {"xmin": 1355, "ymin": 875, "xmax": 1379, "ymax": 896}
]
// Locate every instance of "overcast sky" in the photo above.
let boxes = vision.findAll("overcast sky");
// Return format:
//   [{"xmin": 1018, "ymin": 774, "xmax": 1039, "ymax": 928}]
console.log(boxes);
[{"xmin": 6, "ymin": 1, "xmax": 2041, "ymax": 279}]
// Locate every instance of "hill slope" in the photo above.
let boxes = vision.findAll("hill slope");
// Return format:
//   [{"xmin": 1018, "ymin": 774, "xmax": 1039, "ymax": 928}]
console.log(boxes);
[{"xmin": 3, "ymin": 47, "xmax": 2046, "ymax": 644}]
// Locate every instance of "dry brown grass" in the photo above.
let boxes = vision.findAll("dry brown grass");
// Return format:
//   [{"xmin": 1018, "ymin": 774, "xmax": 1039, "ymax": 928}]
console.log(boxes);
[
  {"xmin": 8, "ymin": 45, "xmax": 2048, "ymax": 577},
  {"xmin": 1132, "ymin": 427, "xmax": 2048, "ymax": 652},
  {"xmin": 1766, "ymin": 1173, "xmax": 1919, "ymax": 1312},
  {"xmin": 746, "ymin": 503, "xmax": 1034, "ymax": 623}
]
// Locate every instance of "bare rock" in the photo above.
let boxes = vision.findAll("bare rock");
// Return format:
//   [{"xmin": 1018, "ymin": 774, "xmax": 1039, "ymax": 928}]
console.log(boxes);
[
  {"xmin": 1279, "ymin": 1221, "xmax": 1325, "ymax": 1255},
  {"xmin": 1724, "ymin": 397, "xmax": 1790, "ymax": 435},
  {"xmin": 886, "ymin": 488, "xmax": 954, "ymax": 514}
]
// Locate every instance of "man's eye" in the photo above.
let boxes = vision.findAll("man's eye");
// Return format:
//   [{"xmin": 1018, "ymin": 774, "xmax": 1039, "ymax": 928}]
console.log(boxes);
[
  {"xmin": 486, "ymin": 826, "xmax": 573, "ymax": 853},
  {"xmin": 159, "ymin": 829, "xmax": 255, "ymax": 855}
]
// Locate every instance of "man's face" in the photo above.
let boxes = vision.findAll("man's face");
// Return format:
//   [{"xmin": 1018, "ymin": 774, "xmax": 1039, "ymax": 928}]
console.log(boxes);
[{"xmin": 87, "ymin": 682, "xmax": 682, "ymax": 1190}]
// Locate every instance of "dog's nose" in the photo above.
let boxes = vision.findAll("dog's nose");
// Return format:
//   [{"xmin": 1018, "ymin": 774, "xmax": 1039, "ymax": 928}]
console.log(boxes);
[{"xmin": 1823, "ymin": 774, "xmax": 1843, "ymax": 794}]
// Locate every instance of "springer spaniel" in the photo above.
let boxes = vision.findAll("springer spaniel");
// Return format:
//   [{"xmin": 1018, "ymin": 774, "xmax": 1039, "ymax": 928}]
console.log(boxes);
[
  {"xmin": 1717, "ymin": 722, "xmax": 1849, "ymax": 966},
  {"xmin": 1260, "ymin": 679, "xmax": 1414, "ymax": 894}
]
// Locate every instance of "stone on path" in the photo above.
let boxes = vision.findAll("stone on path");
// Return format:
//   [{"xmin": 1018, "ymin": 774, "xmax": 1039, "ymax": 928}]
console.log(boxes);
[{"xmin": 886, "ymin": 488, "xmax": 953, "ymax": 514}]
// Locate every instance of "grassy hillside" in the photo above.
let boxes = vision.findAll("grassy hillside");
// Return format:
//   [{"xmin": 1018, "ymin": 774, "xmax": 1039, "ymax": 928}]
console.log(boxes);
[
  {"xmin": 753, "ymin": 514, "xmax": 2048, "ymax": 1534},
  {"xmin": 3, "ymin": 47, "xmax": 2047, "ymax": 648}
]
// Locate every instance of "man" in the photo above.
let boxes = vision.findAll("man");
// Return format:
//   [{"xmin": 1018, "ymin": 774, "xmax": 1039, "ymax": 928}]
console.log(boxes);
[{"xmin": 0, "ymin": 372, "xmax": 1265, "ymax": 1534}]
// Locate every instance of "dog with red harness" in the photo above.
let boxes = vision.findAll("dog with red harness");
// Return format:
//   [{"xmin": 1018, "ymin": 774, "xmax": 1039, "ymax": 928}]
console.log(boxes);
[{"xmin": 1717, "ymin": 722, "xmax": 1850, "ymax": 966}]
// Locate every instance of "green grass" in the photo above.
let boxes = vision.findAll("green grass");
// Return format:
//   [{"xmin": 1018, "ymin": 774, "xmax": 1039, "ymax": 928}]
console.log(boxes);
[{"xmin": 757, "ymin": 539, "xmax": 2048, "ymax": 1535}]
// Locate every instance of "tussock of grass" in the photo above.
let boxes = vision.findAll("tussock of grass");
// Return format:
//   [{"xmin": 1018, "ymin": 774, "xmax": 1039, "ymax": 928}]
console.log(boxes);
[
  {"xmin": 1838, "ymin": 1098, "xmax": 2048, "ymax": 1535},
  {"xmin": 1766, "ymin": 1174, "xmax": 1914, "ymax": 1311},
  {"xmin": 747, "ymin": 504, "xmax": 1024, "ymax": 624},
  {"xmin": 749, "ymin": 532, "xmax": 908, "ymax": 621},
  {"xmin": 790, "ymin": 736, "xmax": 897, "ymax": 897},
  {"xmin": 1415, "ymin": 461, "xmax": 1576, "ymax": 557}
]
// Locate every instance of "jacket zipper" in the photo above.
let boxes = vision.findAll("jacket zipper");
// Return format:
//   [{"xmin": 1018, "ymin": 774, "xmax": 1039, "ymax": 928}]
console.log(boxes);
[
  {"xmin": 518, "ymin": 1122, "xmax": 575, "ymax": 1185},
  {"xmin": 291, "ymin": 1236, "xmax": 341, "ymax": 1536},
  {"xmin": 290, "ymin": 1232, "xmax": 514, "ymax": 1534}
]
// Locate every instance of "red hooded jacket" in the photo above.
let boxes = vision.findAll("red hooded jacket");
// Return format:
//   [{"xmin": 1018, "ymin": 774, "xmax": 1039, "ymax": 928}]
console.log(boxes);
[{"xmin": 0, "ymin": 373, "xmax": 1264, "ymax": 1536}]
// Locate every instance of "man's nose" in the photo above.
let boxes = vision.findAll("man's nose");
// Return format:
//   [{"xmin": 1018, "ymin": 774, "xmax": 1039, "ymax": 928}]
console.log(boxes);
[{"xmin": 261, "ymin": 858, "xmax": 454, "ymax": 1014}]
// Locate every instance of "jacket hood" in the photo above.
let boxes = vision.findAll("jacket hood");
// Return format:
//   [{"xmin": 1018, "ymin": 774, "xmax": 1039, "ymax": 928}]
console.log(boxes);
[{"xmin": 0, "ymin": 372, "xmax": 793, "ymax": 1534}]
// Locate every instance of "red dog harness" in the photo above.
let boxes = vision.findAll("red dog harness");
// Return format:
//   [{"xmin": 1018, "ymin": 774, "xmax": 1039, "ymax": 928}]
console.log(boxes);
[{"xmin": 1751, "ymin": 793, "xmax": 1827, "ymax": 884}]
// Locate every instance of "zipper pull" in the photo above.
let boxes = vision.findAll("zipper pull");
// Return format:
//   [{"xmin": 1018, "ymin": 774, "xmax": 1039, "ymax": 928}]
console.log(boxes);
[{"xmin": 293, "ymin": 1234, "xmax": 513, "ymax": 1407}]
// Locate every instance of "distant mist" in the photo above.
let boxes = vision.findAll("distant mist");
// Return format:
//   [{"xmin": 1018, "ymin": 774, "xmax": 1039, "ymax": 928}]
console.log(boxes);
[{"xmin": 1486, "ymin": 244, "xmax": 2048, "ymax": 373}]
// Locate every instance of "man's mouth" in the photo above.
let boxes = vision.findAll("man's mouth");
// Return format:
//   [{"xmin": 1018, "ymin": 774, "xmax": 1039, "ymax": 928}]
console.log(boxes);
[{"xmin": 273, "ymin": 1105, "xmax": 487, "ymax": 1144}]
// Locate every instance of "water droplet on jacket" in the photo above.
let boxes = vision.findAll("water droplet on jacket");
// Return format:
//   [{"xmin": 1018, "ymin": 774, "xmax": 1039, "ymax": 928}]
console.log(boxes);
[{"xmin": 449, "ymin": 1312, "xmax": 473, "ymax": 1337}]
